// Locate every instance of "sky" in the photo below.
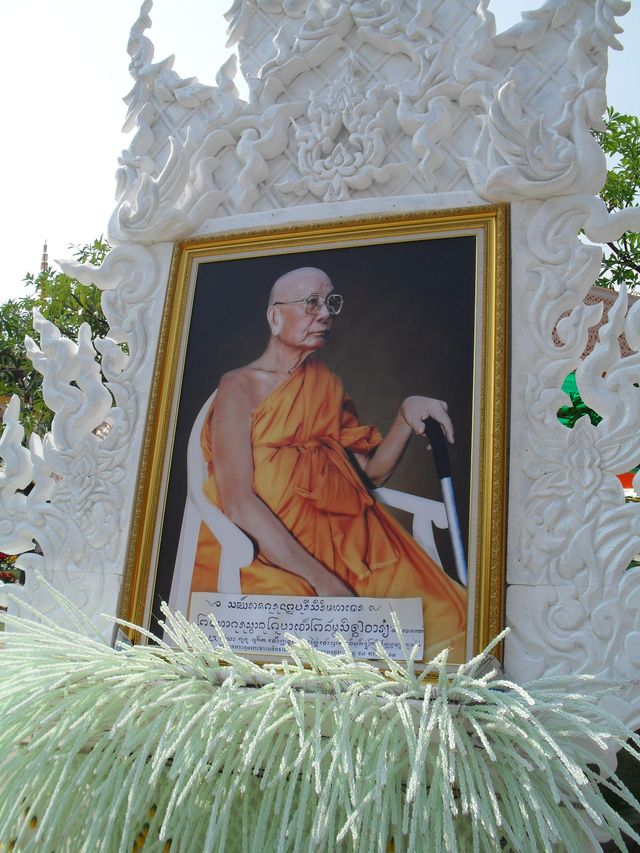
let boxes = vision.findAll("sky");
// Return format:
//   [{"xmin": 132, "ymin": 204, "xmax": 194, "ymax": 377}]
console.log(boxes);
[{"xmin": 0, "ymin": 0, "xmax": 638, "ymax": 305}]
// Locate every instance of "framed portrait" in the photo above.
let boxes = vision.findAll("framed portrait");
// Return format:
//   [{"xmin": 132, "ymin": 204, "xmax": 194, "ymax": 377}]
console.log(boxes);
[{"xmin": 122, "ymin": 206, "xmax": 508, "ymax": 666}]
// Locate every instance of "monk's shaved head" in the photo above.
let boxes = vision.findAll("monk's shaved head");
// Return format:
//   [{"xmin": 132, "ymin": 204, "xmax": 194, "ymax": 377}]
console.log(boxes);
[{"xmin": 268, "ymin": 267, "xmax": 332, "ymax": 306}]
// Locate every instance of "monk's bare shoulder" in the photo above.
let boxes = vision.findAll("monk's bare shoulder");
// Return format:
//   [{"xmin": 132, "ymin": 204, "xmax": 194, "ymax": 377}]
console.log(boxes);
[
  {"xmin": 217, "ymin": 367, "xmax": 252, "ymax": 401},
  {"xmin": 217, "ymin": 364, "xmax": 269, "ymax": 413},
  {"xmin": 219, "ymin": 365, "xmax": 253, "ymax": 389}
]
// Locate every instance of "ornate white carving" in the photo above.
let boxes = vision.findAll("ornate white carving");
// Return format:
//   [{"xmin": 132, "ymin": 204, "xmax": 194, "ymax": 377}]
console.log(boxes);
[
  {"xmin": 0, "ymin": 398, "xmax": 52, "ymax": 558},
  {"xmin": 467, "ymin": 2, "xmax": 614, "ymax": 202},
  {"xmin": 494, "ymin": 0, "xmax": 629, "ymax": 52},
  {"xmin": 100, "ymin": 0, "xmax": 633, "ymax": 239},
  {"xmin": 0, "ymin": 313, "xmax": 123, "ymax": 572},
  {"xmin": 510, "ymin": 197, "xmax": 640, "ymax": 585},
  {"xmin": 278, "ymin": 54, "xmax": 408, "ymax": 202},
  {"xmin": 505, "ymin": 193, "xmax": 640, "ymax": 728},
  {"xmin": 0, "ymin": 0, "xmax": 638, "ymax": 734},
  {"xmin": 6, "ymin": 563, "xmax": 121, "ymax": 645},
  {"xmin": 0, "ymin": 241, "xmax": 171, "ymax": 633}
]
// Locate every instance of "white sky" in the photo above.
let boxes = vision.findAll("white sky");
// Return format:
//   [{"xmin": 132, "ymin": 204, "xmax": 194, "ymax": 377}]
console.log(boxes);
[{"xmin": 0, "ymin": 0, "xmax": 638, "ymax": 305}]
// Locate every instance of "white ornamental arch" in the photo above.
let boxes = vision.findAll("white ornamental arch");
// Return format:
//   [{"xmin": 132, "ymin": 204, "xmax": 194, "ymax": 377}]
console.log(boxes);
[{"xmin": 1, "ymin": 0, "xmax": 639, "ymax": 730}]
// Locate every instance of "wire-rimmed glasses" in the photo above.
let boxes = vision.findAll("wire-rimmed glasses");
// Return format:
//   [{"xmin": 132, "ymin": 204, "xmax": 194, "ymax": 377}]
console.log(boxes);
[{"xmin": 272, "ymin": 293, "xmax": 344, "ymax": 315}]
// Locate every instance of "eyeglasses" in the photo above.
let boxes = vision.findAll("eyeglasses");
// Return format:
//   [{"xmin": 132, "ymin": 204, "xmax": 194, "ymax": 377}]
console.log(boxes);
[{"xmin": 273, "ymin": 293, "xmax": 344, "ymax": 315}]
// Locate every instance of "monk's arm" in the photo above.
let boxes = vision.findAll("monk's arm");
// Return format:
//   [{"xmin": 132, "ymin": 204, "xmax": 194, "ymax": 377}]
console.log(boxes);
[
  {"xmin": 210, "ymin": 375, "xmax": 354, "ymax": 597},
  {"xmin": 358, "ymin": 396, "xmax": 453, "ymax": 487}
]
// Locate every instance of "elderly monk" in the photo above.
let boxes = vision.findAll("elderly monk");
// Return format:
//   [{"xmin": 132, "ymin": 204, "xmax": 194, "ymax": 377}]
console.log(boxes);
[{"xmin": 192, "ymin": 267, "xmax": 467, "ymax": 659}]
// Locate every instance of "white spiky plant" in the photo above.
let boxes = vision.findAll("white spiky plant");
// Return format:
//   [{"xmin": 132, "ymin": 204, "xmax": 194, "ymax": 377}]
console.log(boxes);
[{"xmin": 0, "ymin": 585, "xmax": 639, "ymax": 853}]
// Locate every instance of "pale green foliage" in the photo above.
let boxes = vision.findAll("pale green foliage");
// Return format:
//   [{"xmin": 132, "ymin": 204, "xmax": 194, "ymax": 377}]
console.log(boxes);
[{"xmin": 0, "ymin": 590, "xmax": 639, "ymax": 852}]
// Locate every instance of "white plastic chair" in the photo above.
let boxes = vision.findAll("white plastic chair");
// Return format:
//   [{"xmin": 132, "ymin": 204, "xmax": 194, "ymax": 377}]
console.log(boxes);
[{"xmin": 169, "ymin": 390, "xmax": 448, "ymax": 616}]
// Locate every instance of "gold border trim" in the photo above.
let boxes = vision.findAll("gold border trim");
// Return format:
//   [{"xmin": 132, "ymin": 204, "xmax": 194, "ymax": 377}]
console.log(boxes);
[{"xmin": 121, "ymin": 206, "xmax": 509, "ymax": 658}]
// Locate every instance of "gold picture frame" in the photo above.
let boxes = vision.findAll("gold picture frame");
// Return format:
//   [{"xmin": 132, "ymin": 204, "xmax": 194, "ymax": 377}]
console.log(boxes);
[{"xmin": 122, "ymin": 206, "xmax": 509, "ymax": 664}]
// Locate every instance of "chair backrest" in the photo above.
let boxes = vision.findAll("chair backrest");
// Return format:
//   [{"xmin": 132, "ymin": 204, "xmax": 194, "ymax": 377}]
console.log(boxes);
[
  {"xmin": 186, "ymin": 390, "xmax": 218, "ymax": 504},
  {"xmin": 169, "ymin": 390, "xmax": 253, "ymax": 615}
]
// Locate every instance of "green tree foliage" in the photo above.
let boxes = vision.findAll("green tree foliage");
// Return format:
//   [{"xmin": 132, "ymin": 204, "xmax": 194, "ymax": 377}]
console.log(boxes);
[
  {"xmin": 0, "ymin": 238, "xmax": 110, "ymax": 436},
  {"xmin": 592, "ymin": 108, "xmax": 640, "ymax": 291}
]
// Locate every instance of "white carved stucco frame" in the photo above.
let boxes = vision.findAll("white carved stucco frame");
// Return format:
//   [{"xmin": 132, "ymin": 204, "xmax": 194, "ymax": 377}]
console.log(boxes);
[{"xmin": 1, "ymin": 0, "xmax": 639, "ymax": 731}]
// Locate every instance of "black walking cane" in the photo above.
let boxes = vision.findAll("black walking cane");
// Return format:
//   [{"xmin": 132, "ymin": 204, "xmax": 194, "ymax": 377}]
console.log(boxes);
[{"xmin": 423, "ymin": 417, "xmax": 468, "ymax": 587}]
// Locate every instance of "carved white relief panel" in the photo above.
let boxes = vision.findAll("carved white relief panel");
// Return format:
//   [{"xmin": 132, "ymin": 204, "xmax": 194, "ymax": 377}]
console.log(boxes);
[
  {"xmin": 1, "ymin": 0, "xmax": 639, "ymax": 728},
  {"xmin": 506, "ymin": 194, "xmax": 640, "ymax": 725}
]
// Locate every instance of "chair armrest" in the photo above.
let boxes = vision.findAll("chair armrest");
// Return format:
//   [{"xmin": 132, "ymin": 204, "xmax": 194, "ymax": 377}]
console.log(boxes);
[
  {"xmin": 374, "ymin": 487, "xmax": 447, "ymax": 528},
  {"xmin": 374, "ymin": 487, "xmax": 447, "ymax": 568}
]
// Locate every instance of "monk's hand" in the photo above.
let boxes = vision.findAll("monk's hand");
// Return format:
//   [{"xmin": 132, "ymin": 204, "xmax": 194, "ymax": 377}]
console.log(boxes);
[
  {"xmin": 400, "ymin": 396, "xmax": 454, "ymax": 444},
  {"xmin": 311, "ymin": 569, "xmax": 355, "ymax": 597}
]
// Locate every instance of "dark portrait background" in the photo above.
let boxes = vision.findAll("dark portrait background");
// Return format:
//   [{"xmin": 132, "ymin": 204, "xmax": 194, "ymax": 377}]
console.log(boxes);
[{"xmin": 153, "ymin": 236, "xmax": 477, "ymax": 621}]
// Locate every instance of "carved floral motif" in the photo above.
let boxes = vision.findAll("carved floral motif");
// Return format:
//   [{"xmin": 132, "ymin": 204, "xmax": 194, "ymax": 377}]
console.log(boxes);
[{"xmin": 278, "ymin": 54, "xmax": 407, "ymax": 202}]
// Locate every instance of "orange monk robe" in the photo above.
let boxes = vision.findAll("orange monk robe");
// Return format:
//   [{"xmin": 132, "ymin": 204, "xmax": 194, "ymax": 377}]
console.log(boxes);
[{"xmin": 192, "ymin": 359, "xmax": 467, "ymax": 660}]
